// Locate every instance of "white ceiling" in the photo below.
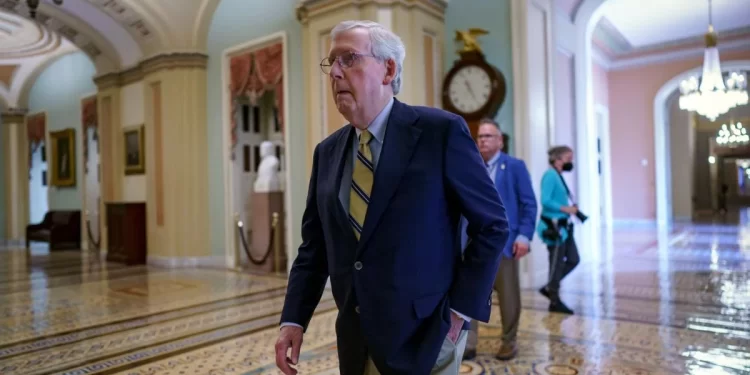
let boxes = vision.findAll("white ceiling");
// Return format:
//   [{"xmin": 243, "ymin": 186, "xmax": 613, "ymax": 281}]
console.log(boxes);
[{"xmin": 600, "ymin": 0, "xmax": 750, "ymax": 48}]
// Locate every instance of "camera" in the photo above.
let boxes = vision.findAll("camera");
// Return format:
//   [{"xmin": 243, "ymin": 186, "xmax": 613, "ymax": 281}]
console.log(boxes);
[{"xmin": 572, "ymin": 204, "xmax": 588, "ymax": 223}]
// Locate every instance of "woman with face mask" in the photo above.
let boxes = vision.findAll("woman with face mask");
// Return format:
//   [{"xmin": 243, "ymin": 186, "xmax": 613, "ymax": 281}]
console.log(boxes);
[{"xmin": 536, "ymin": 145, "xmax": 580, "ymax": 315}]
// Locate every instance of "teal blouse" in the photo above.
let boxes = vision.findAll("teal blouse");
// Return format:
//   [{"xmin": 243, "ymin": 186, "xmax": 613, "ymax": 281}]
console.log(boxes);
[{"xmin": 536, "ymin": 168, "xmax": 571, "ymax": 245}]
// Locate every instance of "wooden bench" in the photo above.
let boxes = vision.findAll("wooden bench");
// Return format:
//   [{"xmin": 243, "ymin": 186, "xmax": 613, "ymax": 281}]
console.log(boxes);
[{"xmin": 26, "ymin": 210, "xmax": 81, "ymax": 250}]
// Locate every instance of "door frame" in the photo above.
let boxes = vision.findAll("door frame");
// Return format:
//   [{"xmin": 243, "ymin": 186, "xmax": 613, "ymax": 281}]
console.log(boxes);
[{"xmin": 595, "ymin": 104, "xmax": 613, "ymax": 227}]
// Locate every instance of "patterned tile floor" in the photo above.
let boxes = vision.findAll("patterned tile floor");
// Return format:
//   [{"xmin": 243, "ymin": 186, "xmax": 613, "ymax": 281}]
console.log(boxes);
[{"xmin": 0, "ymin": 219, "xmax": 748, "ymax": 375}]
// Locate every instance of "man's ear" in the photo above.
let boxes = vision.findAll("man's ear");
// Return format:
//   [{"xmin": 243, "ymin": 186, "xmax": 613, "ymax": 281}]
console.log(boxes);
[{"xmin": 383, "ymin": 59, "xmax": 396, "ymax": 85}]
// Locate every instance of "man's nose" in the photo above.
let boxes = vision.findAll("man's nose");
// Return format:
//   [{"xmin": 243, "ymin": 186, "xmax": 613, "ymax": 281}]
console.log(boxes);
[{"xmin": 329, "ymin": 61, "xmax": 344, "ymax": 79}]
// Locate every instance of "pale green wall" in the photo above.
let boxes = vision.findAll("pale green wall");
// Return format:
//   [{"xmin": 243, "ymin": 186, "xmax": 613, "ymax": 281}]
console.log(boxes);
[
  {"xmin": 444, "ymin": 0, "xmax": 515, "ymax": 152},
  {"xmin": 205, "ymin": 0, "xmax": 304, "ymax": 256},
  {"xmin": 28, "ymin": 52, "xmax": 97, "ymax": 211}
]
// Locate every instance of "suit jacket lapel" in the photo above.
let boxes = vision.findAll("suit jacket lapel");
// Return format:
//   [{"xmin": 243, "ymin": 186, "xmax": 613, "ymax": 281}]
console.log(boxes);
[
  {"xmin": 329, "ymin": 126, "xmax": 358, "ymax": 247},
  {"xmin": 495, "ymin": 153, "xmax": 508, "ymax": 199},
  {"xmin": 357, "ymin": 100, "xmax": 421, "ymax": 253}
]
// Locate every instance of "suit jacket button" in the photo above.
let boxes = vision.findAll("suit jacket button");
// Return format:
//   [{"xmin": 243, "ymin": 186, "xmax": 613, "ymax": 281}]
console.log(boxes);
[
  {"xmin": 488, "ymin": 298, "xmax": 492, "ymax": 306},
  {"xmin": 355, "ymin": 306, "xmax": 360, "ymax": 314},
  {"xmin": 354, "ymin": 261, "xmax": 363, "ymax": 270}
]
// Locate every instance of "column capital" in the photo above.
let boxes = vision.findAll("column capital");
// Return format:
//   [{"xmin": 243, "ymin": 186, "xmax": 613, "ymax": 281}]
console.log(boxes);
[
  {"xmin": 295, "ymin": 0, "xmax": 448, "ymax": 24},
  {"xmin": 1, "ymin": 107, "xmax": 28, "ymax": 124},
  {"xmin": 94, "ymin": 52, "xmax": 208, "ymax": 90}
]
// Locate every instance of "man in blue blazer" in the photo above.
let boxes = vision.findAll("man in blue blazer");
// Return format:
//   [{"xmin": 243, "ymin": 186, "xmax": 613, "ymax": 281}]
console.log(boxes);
[
  {"xmin": 274, "ymin": 20, "xmax": 509, "ymax": 375},
  {"xmin": 460, "ymin": 119, "xmax": 537, "ymax": 361}
]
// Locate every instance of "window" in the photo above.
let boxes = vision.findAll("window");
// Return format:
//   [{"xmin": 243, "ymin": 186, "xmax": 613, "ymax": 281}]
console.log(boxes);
[
  {"xmin": 243, "ymin": 145, "xmax": 250, "ymax": 172},
  {"xmin": 242, "ymin": 105, "xmax": 250, "ymax": 132},
  {"xmin": 253, "ymin": 106, "xmax": 261, "ymax": 133}
]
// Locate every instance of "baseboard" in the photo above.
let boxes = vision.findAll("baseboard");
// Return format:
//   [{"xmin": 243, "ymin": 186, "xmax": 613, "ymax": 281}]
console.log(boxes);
[{"xmin": 147, "ymin": 255, "xmax": 227, "ymax": 269}]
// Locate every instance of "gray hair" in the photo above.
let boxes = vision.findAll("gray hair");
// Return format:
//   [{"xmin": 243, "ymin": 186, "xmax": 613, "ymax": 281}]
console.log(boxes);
[
  {"xmin": 330, "ymin": 20, "xmax": 406, "ymax": 95},
  {"xmin": 548, "ymin": 145, "xmax": 573, "ymax": 164}
]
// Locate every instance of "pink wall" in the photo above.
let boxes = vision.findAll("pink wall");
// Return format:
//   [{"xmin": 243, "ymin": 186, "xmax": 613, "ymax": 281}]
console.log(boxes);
[{"xmin": 608, "ymin": 50, "xmax": 750, "ymax": 220}]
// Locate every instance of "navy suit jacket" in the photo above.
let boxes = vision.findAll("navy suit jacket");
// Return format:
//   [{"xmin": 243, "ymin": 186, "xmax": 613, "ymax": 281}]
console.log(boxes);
[
  {"xmin": 280, "ymin": 99, "xmax": 509, "ymax": 375},
  {"xmin": 461, "ymin": 152, "xmax": 537, "ymax": 257}
]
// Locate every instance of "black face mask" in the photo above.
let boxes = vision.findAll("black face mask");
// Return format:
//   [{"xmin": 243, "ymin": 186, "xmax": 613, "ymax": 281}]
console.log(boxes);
[{"xmin": 562, "ymin": 162, "xmax": 574, "ymax": 172}]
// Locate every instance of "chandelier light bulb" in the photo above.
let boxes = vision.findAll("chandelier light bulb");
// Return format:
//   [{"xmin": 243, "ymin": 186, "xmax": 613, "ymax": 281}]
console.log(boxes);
[{"xmin": 715, "ymin": 121, "xmax": 749, "ymax": 145}]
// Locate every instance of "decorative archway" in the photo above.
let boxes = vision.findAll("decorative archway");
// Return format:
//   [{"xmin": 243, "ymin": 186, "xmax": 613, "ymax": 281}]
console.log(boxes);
[{"xmin": 653, "ymin": 60, "xmax": 750, "ymax": 225}]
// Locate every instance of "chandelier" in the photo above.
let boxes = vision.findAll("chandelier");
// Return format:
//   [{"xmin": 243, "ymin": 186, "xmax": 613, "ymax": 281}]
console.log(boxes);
[
  {"xmin": 715, "ymin": 121, "xmax": 749, "ymax": 146},
  {"xmin": 26, "ymin": 0, "xmax": 64, "ymax": 19},
  {"xmin": 679, "ymin": 0, "xmax": 748, "ymax": 121}
]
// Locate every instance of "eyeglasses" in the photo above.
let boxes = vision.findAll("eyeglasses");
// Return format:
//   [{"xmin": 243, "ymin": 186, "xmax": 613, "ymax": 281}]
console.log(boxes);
[{"xmin": 320, "ymin": 52, "xmax": 377, "ymax": 74}]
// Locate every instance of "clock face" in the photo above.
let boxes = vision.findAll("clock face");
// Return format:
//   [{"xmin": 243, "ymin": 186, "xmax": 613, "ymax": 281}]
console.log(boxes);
[{"xmin": 447, "ymin": 65, "xmax": 492, "ymax": 114}]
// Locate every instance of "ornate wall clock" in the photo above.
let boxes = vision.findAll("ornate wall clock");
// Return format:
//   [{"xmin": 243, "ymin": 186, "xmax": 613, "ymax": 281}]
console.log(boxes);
[{"xmin": 442, "ymin": 29, "xmax": 507, "ymax": 138}]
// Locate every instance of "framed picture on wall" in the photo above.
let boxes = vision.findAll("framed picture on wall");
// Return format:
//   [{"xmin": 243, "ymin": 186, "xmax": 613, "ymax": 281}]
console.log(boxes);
[
  {"xmin": 123, "ymin": 125, "xmax": 145, "ymax": 175},
  {"xmin": 50, "ymin": 128, "xmax": 76, "ymax": 187}
]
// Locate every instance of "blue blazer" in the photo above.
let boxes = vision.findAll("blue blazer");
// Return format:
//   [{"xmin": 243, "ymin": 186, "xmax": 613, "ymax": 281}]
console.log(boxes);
[
  {"xmin": 281, "ymin": 99, "xmax": 509, "ymax": 375},
  {"xmin": 461, "ymin": 153, "xmax": 537, "ymax": 258}
]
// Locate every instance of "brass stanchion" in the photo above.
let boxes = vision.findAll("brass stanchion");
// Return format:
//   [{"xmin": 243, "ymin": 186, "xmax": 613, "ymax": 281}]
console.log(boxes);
[
  {"xmin": 234, "ymin": 213, "xmax": 243, "ymax": 271},
  {"xmin": 272, "ymin": 212, "xmax": 280, "ymax": 273}
]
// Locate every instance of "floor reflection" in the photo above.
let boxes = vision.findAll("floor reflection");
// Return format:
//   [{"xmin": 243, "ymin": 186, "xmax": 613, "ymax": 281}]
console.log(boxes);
[{"xmin": 0, "ymin": 218, "xmax": 748, "ymax": 374}]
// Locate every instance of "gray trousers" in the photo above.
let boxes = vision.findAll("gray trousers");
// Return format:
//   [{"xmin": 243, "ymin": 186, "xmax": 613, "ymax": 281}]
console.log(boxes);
[
  {"xmin": 364, "ymin": 330, "xmax": 468, "ymax": 375},
  {"xmin": 466, "ymin": 256, "xmax": 521, "ymax": 350}
]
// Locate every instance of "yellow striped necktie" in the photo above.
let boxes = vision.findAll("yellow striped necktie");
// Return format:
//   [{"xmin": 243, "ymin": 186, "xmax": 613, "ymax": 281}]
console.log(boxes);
[{"xmin": 349, "ymin": 130, "xmax": 374, "ymax": 240}]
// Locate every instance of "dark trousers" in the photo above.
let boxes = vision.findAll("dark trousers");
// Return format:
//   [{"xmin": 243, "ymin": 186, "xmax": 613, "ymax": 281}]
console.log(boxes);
[
  {"xmin": 465, "ymin": 256, "xmax": 521, "ymax": 350},
  {"xmin": 545, "ymin": 232, "xmax": 580, "ymax": 297}
]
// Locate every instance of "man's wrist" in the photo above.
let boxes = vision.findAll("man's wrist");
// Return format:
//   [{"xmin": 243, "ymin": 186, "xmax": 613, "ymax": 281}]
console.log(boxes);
[
  {"xmin": 450, "ymin": 309, "xmax": 471, "ymax": 322},
  {"xmin": 280, "ymin": 322, "xmax": 303, "ymax": 330}
]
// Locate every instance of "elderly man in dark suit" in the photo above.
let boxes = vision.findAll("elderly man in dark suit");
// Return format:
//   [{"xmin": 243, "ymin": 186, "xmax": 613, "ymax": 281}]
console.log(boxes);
[{"xmin": 274, "ymin": 20, "xmax": 509, "ymax": 375}]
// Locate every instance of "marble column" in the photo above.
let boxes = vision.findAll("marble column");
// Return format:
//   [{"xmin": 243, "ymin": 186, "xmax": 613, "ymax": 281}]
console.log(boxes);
[
  {"xmin": 93, "ymin": 84, "xmax": 123, "ymax": 255},
  {"xmin": 296, "ymin": 0, "xmax": 447, "ymax": 173},
  {"xmin": 1, "ymin": 108, "xmax": 29, "ymax": 243},
  {"xmin": 142, "ymin": 54, "xmax": 211, "ymax": 265}
]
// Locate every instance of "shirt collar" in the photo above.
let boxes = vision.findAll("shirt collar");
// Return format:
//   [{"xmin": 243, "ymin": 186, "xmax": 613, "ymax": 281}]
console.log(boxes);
[
  {"xmin": 485, "ymin": 151, "xmax": 503, "ymax": 167},
  {"xmin": 355, "ymin": 97, "xmax": 394, "ymax": 143}
]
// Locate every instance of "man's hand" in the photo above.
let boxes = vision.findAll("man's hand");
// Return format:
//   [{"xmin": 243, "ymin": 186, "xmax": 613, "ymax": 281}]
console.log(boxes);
[
  {"xmin": 275, "ymin": 326, "xmax": 304, "ymax": 375},
  {"xmin": 561, "ymin": 205, "xmax": 578, "ymax": 215},
  {"xmin": 447, "ymin": 311, "xmax": 465, "ymax": 344},
  {"xmin": 513, "ymin": 241, "xmax": 529, "ymax": 259}
]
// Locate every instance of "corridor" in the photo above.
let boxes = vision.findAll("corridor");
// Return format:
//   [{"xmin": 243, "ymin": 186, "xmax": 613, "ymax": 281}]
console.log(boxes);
[{"xmin": 0, "ymin": 223, "xmax": 747, "ymax": 375}]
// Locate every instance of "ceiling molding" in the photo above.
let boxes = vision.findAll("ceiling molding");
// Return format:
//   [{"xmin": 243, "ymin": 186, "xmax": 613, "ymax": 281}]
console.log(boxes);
[
  {"xmin": 1, "ymin": 106, "xmax": 26, "ymax": 123},
  {"xmin": 591, "ymin": 16, "xmax": 631, "ymax": 54},
  {"xmin": 296, "ymin": 0, "xmax": 448, "ymax": 24},
  {"xmin": 607, "ymin": 37, "xmax": 750, "ymax": 71},
  {"xmin": 93, "ymin": 52, "xmax": 208, "ymax": 90},
  {"xmin": 192, "ymin": 0, "xmax": 221, "ymax": 51}
]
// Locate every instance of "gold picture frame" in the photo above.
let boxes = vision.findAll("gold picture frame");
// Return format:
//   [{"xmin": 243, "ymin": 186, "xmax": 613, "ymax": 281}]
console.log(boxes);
[
  {"xmin": 124, "ymin": 125, "xmax": 145, "ymax": 175},
  {"xmin": 49, "ymin": 128, "xmax": 76, "ymax": 187}
]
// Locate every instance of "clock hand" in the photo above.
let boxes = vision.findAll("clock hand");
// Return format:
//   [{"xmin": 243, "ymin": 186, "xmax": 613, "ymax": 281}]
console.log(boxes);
[{"xmin": 464, "ymin": 81, "xmax": 477, "ymax": 101}]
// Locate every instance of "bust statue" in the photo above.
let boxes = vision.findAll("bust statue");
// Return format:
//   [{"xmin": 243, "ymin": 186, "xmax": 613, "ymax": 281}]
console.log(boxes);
[{"xmin": 254, "ymin": 141, "xmax": 281, "ymax": 192}]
